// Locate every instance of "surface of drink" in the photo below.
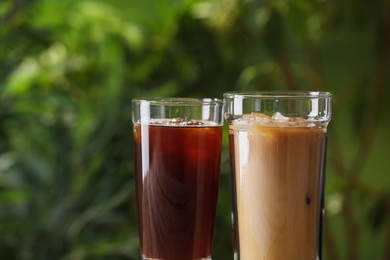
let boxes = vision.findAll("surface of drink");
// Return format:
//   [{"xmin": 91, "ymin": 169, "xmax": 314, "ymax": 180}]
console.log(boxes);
[
  {"xmin": 133, "ymin": 119, "xmax": 223, "ymax": 260},
  {"xmin": 229, "ymin": 113, "xmax": 327, "ymax": 260}
]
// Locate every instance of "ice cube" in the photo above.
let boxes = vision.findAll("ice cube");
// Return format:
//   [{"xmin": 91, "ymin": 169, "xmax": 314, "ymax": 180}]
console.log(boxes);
[
  {"xmin": 271, "ymin": 112, "xmax": 289, "ymax": 122},
  {"xmin": 234, "ymin": 113, "xmax": 271, "ymax": 125},
  {"xmin": 232, "ymin": 112, "xmax": 317, "ymax": 127}
]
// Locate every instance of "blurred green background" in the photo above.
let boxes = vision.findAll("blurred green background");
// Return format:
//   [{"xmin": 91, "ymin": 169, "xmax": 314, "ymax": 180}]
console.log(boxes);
[{"xmin": 1, "ymin": 0, "xmax": 390, "ymax": 259}]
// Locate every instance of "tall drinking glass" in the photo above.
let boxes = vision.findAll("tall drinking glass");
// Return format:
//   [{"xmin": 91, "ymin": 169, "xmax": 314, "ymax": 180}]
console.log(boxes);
[
  {"xmin": 132, "ymin": 98, "xmax": 223, "ymax": 260},
  {"xmin": 224, "ymin": 91, "xmax": 332, "ymax": 260}
]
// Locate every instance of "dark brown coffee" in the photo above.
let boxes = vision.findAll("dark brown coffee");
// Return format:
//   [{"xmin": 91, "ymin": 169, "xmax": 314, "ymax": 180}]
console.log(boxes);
[{"xmin": 133, "ymin": 120, "xmax": 222, "ymax": 260}]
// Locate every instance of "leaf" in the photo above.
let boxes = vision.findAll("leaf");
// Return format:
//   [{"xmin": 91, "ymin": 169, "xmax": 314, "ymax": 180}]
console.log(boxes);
[{"xmin": 264, "ymin": 9, "xmax": 285, "ymax": 58}]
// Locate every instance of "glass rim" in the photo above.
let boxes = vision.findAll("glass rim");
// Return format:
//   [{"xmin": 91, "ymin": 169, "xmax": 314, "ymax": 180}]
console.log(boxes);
[
  {"xmin": 223, "ymin": 91, "xmax": 332, "ymax": 100},
  {"xmin": 132, "ymin": 97, "xmax": 223, "ymax": 106}
]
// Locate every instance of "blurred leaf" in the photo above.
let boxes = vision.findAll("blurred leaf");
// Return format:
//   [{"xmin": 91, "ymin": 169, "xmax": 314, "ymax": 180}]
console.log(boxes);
[
  {"xmin": 367, "ymin": 196, "xmax": 388, "ymax": 231},
  {"xmin": 264, "ymin": 9, "xmax": 285, "ymax": 58},
  {"xmin": 0, "ymin": 190, "xmax": 28, "ymax": 204}
]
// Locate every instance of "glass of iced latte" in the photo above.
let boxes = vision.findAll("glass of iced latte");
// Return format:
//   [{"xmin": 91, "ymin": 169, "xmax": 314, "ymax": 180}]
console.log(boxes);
[
  {"xmin": 132, "ymin": 98, "xmax": 223, "ymax": 260},
  {"xmin": 224, "ymin": 91, "xmax": 332, "ymax": 260}
]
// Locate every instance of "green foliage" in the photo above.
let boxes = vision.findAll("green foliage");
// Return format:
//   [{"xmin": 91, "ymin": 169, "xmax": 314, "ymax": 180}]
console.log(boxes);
[{"xmin": 1, "ymin": 0, "xmax": 390, "ymax": 259}]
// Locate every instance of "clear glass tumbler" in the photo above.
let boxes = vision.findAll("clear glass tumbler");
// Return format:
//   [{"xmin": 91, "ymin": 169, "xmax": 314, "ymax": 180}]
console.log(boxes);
[
  {"xmin": 224, "ymin": 91, "xmax": 332, "ymax": 260},
  {"xmin": 132, "ymin": 98, "xmax": 224, "ymax": 260}
]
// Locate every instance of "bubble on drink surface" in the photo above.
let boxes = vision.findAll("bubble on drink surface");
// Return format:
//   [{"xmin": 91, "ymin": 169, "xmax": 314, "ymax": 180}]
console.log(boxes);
[
  {"xmin": 150, "ymin": 118, "xmax": 207, "ymax": 126},
  {"xmin": 162, "ymin": 118, "xmax": 187, "ymax": 125},
  {"xmin": 170, "ymin": 118, "xmax": 204, "ymax": 126},
  {"xmin": 185, "ymin": 120, "xmax": 204, "ymax": 126}
]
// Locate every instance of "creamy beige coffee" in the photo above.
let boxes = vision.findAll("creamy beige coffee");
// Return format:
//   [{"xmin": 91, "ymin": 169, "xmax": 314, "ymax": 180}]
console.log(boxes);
[{"xmin": 229, "ymin": 113, "xmax": 327, "ymax": 260}]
